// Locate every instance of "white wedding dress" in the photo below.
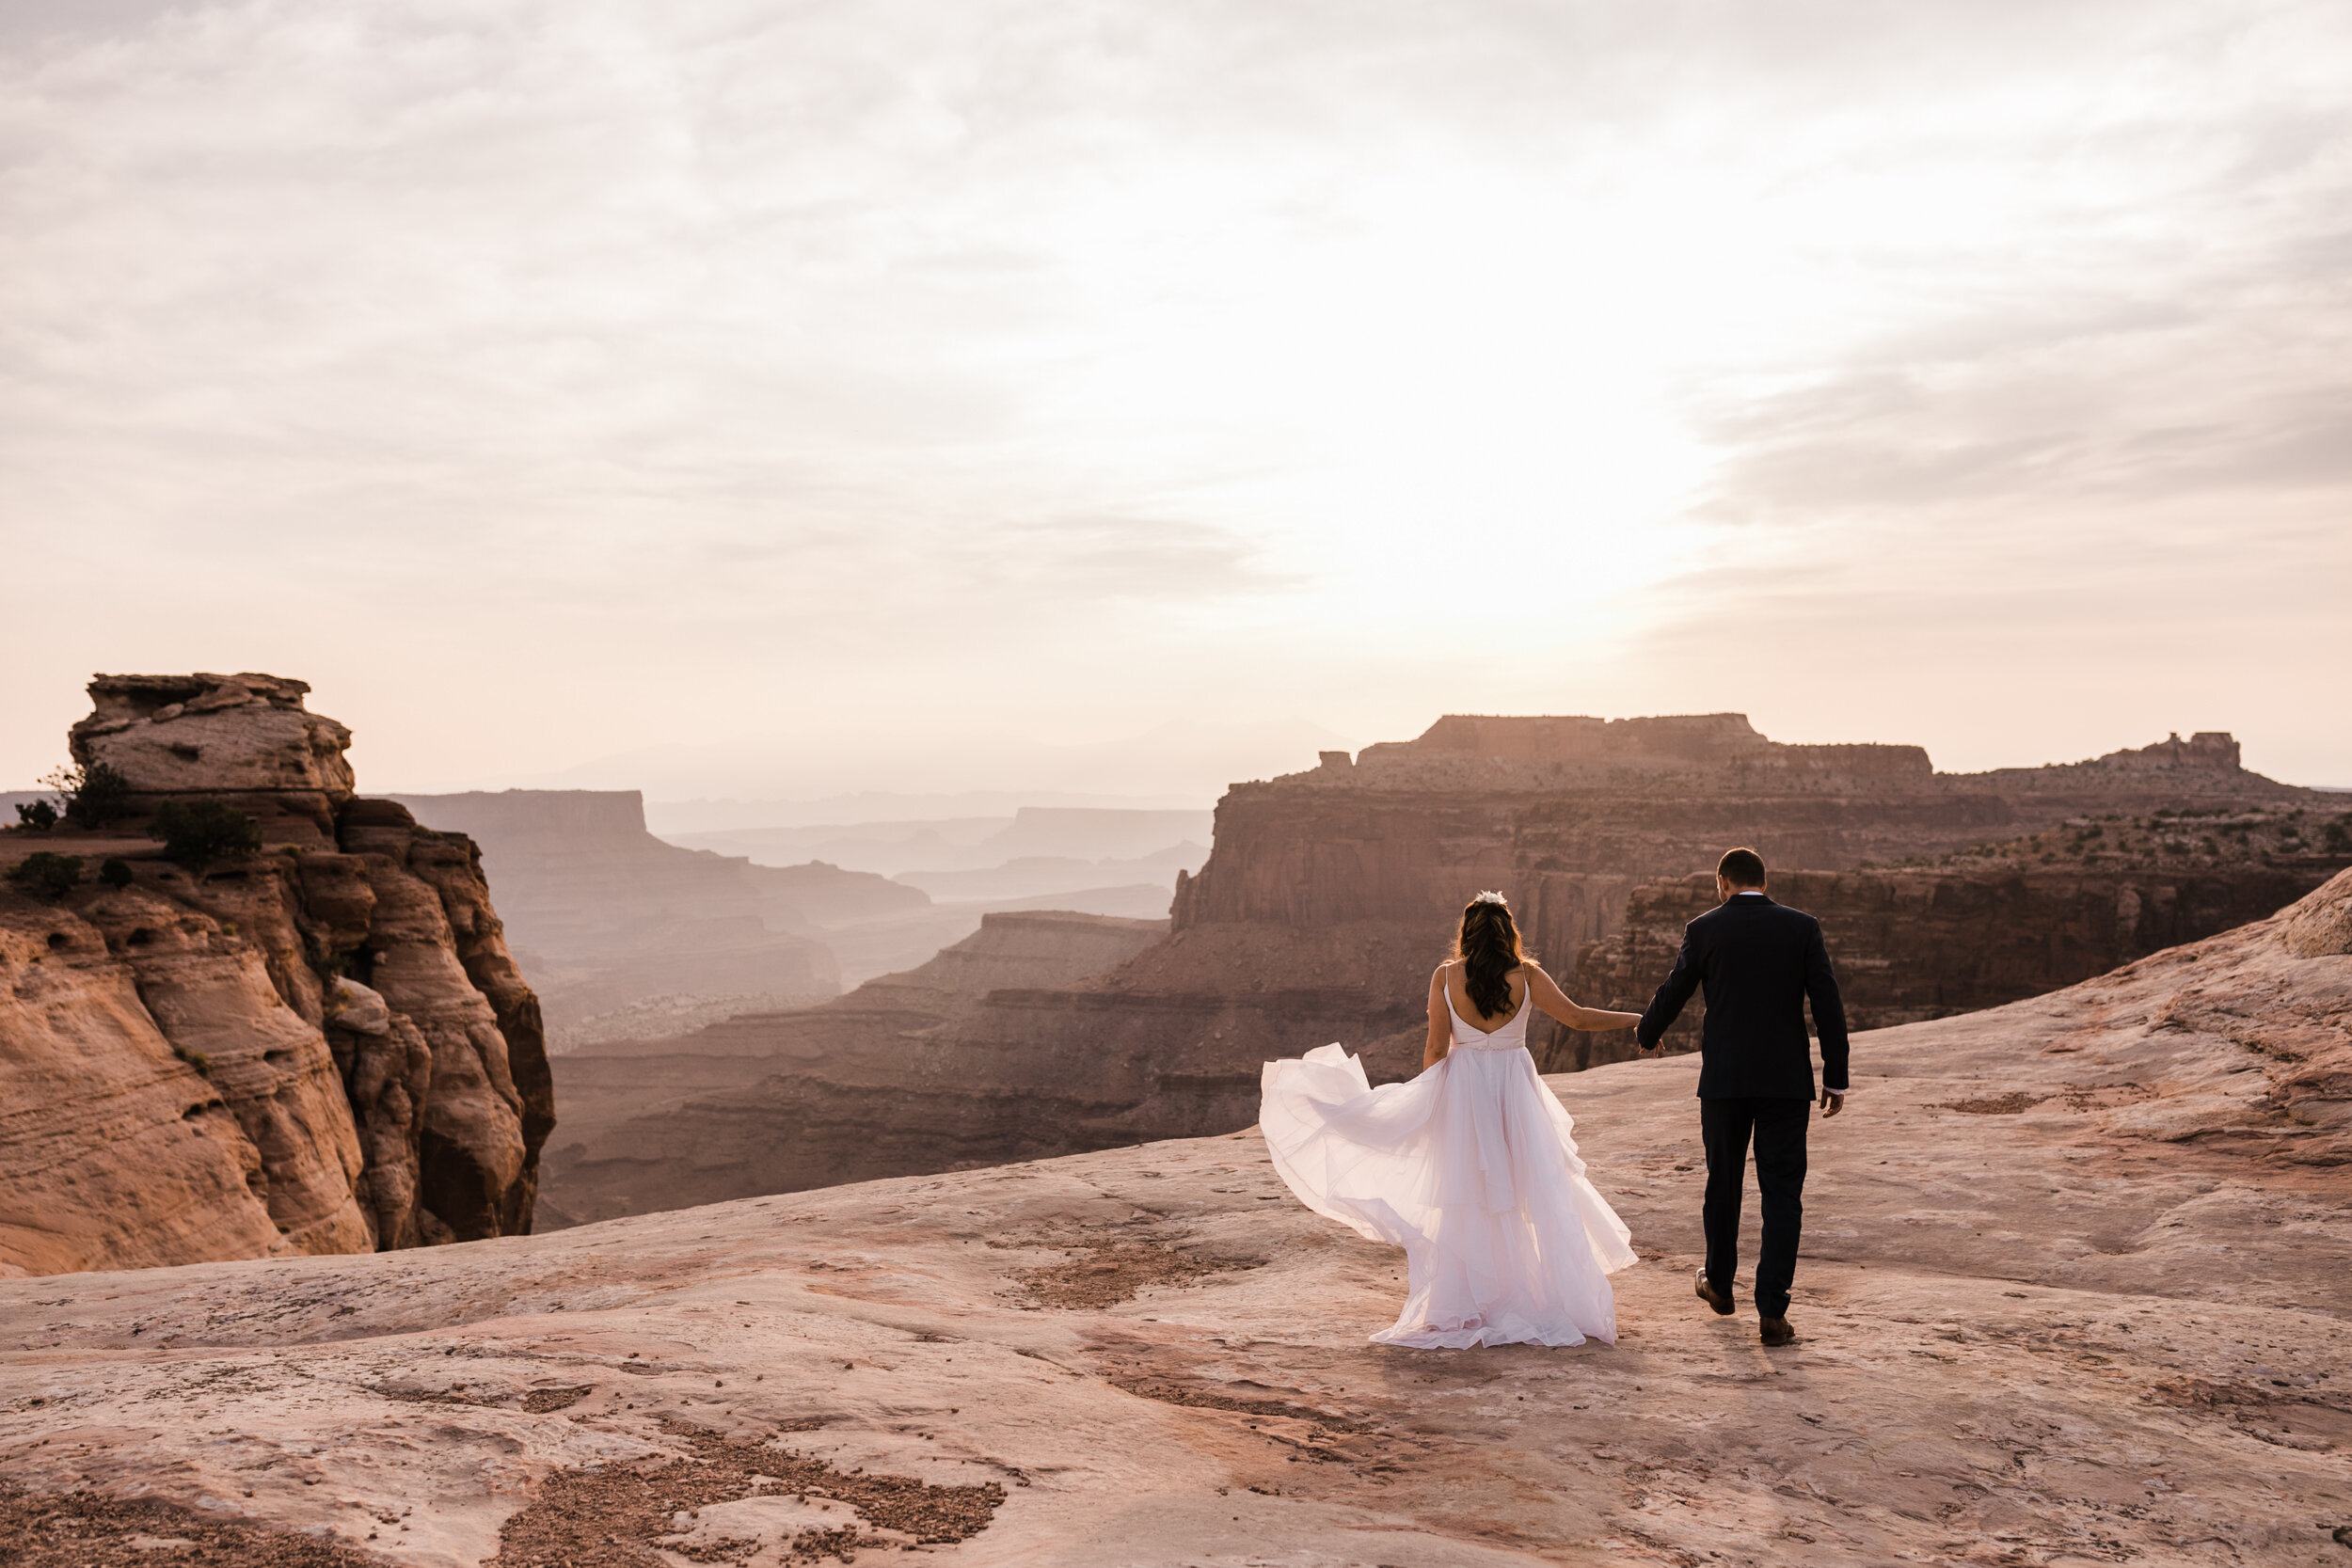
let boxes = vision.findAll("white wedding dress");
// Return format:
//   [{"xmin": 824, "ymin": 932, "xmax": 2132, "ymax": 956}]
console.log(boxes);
[{"xmin": 1259, "ymin": 982, "xmax": 1638, "ymax": 1348}]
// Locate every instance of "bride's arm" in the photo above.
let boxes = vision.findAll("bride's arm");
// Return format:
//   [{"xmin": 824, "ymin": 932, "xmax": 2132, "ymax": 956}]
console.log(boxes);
[
  {"xmin": 1524, "ymin": 961, "xmax": 1642, "ymax": 1031},
  {"xmin": 1423, "ymin": 965, "xmax": 1454, "ymax": 1069}
]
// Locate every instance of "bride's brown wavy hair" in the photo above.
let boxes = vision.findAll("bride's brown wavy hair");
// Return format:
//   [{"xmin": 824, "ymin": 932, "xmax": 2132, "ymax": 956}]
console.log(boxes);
[{"xmin": 1454, "ymin": 897, "xmax": 1525, "ymax": 1019}]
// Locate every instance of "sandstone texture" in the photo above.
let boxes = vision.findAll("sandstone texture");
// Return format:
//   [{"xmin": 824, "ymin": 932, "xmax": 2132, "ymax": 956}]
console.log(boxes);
[
  {"xmin": 392, "ymin": 792, "xmax": 912, "ymax": 1047},
  {"xmin": 1, "ymin": 872, "xmax": 2345, "ymax": 1565},
  {"xmin": 539, "ymin": 910, "xmax": 1170, "ymax": 1226},
  {"xmin": 0, "ymin": 674, "xmax": 552, "ymax": 1276},
  {"xmin": 72, "ymin": 672, "xmax": 358, "ymax": 845}
]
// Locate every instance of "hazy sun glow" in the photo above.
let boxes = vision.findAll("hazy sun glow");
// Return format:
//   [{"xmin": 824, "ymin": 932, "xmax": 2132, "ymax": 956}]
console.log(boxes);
[{"xmin": 1, "ymin": 0, "xmax": 2344, "ymax": 797}]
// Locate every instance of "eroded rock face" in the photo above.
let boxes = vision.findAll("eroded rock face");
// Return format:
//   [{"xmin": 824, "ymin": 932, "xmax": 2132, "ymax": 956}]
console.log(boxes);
[
  {"xmin": 0, "ymin": 910, "xmax": 286, "ymax": 1276},
  {"xmin": 0, "ymin": 675, "xmax": 552, "ymax": 1276}
]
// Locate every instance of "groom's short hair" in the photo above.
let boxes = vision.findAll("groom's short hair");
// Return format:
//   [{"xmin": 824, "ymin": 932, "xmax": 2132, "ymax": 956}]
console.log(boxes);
[{"xmin": 1718, "ymin": 847, "xmax": 1766, "ymax": 887}]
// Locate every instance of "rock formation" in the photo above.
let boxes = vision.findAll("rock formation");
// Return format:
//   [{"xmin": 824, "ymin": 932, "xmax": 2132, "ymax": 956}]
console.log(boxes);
[
  {"xmin": 538, "ymin": 909, "xmax": 1169, "ymax": 1225},
  {"xmin": 0, "ymin": 673, "xmax": 551, "ymax": 1275},
  {"xmin": 2, "ymin": 869, "xmax": 2344, "ymax": 1563}
]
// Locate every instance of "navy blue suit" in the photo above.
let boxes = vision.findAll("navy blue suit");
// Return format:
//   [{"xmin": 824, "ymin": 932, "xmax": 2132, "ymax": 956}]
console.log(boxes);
[{"xmin": 1637, "ymin": 891, "xmax": 1850, "ymax": 1317}]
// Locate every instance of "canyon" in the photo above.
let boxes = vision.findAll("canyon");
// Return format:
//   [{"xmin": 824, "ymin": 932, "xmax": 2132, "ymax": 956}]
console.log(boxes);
[
  {"xmin": 2, "ymin": 866, "xmax": 2344, "ymax": 1565},
  {"xmin": 391, "ymin": 790, "xmax": 921, "ymax": 1048},
  {"xmin": 537, "ymin": 909, "xmax": 1170, "ymax": 1227},
  {"xmin": 0, "ymin": 673, "xmax": 551, "ymax": 1276},
  {"xmin": 550, "ymin": 717, "xmax": 2344, "ymax": 1222},
  {"xmin": 399, "ymin": 794, "xmax": 1200, "ymax": 1052}
]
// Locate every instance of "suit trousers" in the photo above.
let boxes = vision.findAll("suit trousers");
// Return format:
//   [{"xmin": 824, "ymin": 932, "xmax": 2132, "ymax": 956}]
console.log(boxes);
[{"xmin": 1700, "ymin": 1096, "xmax": 1810, "ymax": 1318}]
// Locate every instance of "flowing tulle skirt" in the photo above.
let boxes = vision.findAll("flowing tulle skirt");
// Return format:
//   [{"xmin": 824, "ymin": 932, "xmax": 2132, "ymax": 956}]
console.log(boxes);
[{"xmin": 1260, "ymin": 1042, "xmax": 1637, "ymax": 1348}]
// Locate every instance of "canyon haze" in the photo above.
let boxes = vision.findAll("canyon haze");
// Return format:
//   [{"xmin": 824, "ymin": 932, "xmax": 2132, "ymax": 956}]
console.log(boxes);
[
  {"xmin": 534, "ymin": 715, "xmax": 2347, "ymax": 1229},
  {"xmin": 395, "ymin": 795, "xmax": 1205, "ymax": 1052}
]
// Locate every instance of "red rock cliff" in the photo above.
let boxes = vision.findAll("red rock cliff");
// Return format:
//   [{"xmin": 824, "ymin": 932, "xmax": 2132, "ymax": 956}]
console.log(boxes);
[{"xmin": 0, "ymin": 673, "xmax": 552, "ymax": 1275}]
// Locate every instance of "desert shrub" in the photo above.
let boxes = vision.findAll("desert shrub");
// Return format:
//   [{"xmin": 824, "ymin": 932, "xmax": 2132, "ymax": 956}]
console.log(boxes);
[
  {"xmin": 98, "ymin": 857, "xmax": 134, "ymax": 889},
  {"xmin": 2327, "ymin": 818, "xmax": 2352, "ymax": 855},
  {"xmin": 12, "ymin": 799, "xmax": 58, "ymax": 832},
  {"xmin": 7, "ymin": 851, "xmax": 84, "ymax": 899},
  {"xmin": 40, "ymin": 762, "xmax": 135, "ymax": 829},
  {"xmin": 148, "ymin": 799, "xmax": 262, "ymax": 867}
]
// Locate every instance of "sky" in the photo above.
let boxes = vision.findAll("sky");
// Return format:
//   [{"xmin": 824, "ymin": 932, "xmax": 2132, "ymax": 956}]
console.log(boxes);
[{"xmin": 2, "ymin": 0, "xmax": 2345, "ymax": 800}]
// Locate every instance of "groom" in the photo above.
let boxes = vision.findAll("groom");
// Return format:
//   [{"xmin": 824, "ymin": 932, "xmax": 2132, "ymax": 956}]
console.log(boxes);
[{"xmin": 1635, "ymin": 847, "xmax": 1850, "ymax": 1346}]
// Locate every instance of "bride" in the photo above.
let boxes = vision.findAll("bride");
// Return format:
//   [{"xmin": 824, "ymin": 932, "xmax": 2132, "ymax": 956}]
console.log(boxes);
[{"xmin": 1259, "ymin": 891, "xmax": 1645, "ymax": 1348}]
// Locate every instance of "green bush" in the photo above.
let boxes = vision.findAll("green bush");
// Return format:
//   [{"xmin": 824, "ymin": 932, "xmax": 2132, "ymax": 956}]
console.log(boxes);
[
  {"xmin": 98, "ymin": 858, "xmax": 134, "ymax": 889},
  {"xmin": 12, "ymin": 800, "xmax": 57, "ymax": 832},
  {"xmin": 40, "ymin": 762, "xmax": 135, "ymax": 829},
  {"xmin": 7, "ymin": 851, "xmax": 84, "ymax": 899},
  {"xmin": 72, "ymin": 763, "xmax": 133, "ymax": 827},
  {"xmin": 148, "ymin": 799, "xmax": 262, "ymax": 867}
]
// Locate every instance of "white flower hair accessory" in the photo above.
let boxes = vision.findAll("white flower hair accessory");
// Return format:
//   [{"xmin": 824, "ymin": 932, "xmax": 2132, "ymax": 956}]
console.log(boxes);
[{"xmin": 1471, "ymin": 890, "xmax": 1509, "ymax": 906}]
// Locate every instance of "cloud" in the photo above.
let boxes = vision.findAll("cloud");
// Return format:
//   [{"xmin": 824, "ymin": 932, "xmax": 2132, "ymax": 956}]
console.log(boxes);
[{"xmin": 0, "ymin": 0, "xmax": 2344, "ymax": 792}]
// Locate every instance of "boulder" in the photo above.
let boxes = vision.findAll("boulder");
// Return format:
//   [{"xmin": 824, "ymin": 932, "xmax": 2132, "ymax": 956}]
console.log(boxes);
[{"xmin": 2280, "ymin": 864, "xmax": 2352, "ymax": 958}]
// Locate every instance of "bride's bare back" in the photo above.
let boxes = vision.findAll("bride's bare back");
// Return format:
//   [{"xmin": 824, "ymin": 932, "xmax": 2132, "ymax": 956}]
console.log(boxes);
[{"xmin": 1426, "ymin": 959, "xmax": 1641, "ymax": 1068}]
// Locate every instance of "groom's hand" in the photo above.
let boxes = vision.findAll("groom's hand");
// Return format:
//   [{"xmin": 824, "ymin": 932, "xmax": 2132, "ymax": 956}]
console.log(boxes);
[{"xmin": 1820, "ymin": 1088, "xmax": 1845, "ymax": 1117}]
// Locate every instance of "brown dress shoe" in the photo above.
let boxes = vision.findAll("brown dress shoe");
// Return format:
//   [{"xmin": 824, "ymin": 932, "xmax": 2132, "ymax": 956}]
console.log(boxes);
[
  {"xmin": 1759, "ymin": 1315, "xmax": 1795, "ymax": 1346},
  {"xmin": 1694, "ymin": 1269, "xmax": 1735, "ymax": 1316}
]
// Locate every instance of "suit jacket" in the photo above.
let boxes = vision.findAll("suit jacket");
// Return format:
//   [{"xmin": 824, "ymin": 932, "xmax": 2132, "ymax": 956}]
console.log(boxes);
[{"xmin": 1636, "ymin": 892, "xmax": 1850, "ymax": 1100}]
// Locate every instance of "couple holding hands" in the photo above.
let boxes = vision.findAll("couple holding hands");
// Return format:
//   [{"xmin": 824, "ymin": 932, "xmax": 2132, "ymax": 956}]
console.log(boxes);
[{"xmin": 1261, "ymin": 847, "xmax": 1849, "ymax": 1349}]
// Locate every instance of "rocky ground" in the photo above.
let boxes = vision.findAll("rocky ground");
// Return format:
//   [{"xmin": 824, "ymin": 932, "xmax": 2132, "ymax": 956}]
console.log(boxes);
[{"xmin": 2, "ymin": 873, "xmax": 2347, "ymax": 1567}]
